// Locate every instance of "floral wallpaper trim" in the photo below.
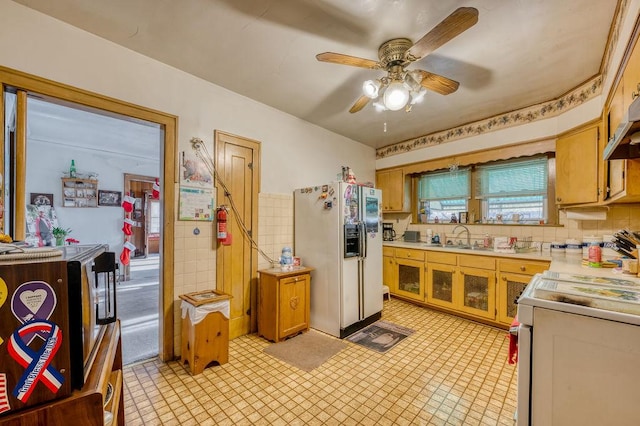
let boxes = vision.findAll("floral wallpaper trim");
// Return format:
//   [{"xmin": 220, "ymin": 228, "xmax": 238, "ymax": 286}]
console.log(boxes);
[{"xmin": 376, "ymin": 76, "xmax": 603, "ymax": 159}]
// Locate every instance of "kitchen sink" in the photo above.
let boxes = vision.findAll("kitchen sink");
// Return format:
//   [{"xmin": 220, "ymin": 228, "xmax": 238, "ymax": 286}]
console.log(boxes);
[{"xmin": 447, "ymin": 244, "xmax": 493, "ymax": 251}]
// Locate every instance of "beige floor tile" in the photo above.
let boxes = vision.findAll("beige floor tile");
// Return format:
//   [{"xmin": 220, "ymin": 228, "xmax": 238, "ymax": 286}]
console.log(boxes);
[{"xmin": 122, "ymin": 298, "xmax": 517, "ymax": 424}]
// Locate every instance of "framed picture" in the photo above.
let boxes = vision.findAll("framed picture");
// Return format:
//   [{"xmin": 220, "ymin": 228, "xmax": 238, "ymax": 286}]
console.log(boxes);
[
  {"xmin": 98, "ymin": 190, "xmax": 122, "ymax": 207},
  {"xmin": 459, "ymin": 211, "xmax": 468, "ymax": 224},
  {"xmin": 30, "ymin": 193, "xmax": 54, "ymax": 207}
]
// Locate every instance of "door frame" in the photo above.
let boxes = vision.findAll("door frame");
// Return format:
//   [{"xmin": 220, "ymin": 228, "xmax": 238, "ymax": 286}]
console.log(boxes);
[{"xmin": 1, "ymin": 65, "xmax": 177, "ymax": 361}]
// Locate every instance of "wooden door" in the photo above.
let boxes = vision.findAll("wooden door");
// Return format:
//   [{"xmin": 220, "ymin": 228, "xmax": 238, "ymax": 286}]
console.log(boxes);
[
  {"xmin": 215, "ymin": 131, "xmax": 260, "ymax": 339},
  {"xmin": 127, "ymin": 179, "xmax": 154, "ymax": 258}
]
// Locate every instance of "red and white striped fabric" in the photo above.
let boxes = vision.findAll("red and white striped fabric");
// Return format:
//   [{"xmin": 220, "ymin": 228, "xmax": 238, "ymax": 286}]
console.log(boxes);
[{"xmin": 0, "ymin": 373, "xmax": 10, "ymax": 414}]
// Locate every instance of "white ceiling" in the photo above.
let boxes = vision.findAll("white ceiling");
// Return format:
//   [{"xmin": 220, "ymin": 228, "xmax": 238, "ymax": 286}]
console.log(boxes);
[{"xmin": 13, "ymin": 0, "xmax": 619, "ymax": 149}]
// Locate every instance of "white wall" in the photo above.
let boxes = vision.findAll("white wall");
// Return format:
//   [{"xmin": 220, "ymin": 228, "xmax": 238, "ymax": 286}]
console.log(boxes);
[
  {"xmin": 0, "ymin": 0, "xmax": 376, "ymax": 339},
  {"xmin": 0, "ymin": 1, "xmax": 375, "ymax": 195},
  {"xmin": 26, "ymin": 138, "xmax": 159, "ymax": 252}
]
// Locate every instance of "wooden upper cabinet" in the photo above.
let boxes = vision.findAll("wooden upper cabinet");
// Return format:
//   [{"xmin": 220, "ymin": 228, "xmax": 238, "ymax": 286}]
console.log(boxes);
[
  {"xmin": 623, "ymin": 37, "xmax": 640, "ymax": 113},
  {"xmin": 555, "ymin": 122, "xmax": 600, "ymax": 205},
  {"xmin": 607, "ymin": 159, "xmax": 640, "ymax": 202},
  {"xmin": 608, "ymin": 82, "xmax": 625, "ymax": 139},
  {"xmin": 376, "ymin": 168, "xmax": 408, "ymax": 212}
]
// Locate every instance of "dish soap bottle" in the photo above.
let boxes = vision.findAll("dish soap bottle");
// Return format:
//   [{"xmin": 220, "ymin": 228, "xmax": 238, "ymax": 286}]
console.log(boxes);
[{"xmin": 69, "ymin": 159, "xmax": 77, "ymax": 178}]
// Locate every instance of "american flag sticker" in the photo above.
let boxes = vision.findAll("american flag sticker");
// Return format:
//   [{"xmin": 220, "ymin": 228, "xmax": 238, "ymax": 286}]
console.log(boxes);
[{"xmin": 0, "ymin": 373, "xmax": 10, "ymax": 414}]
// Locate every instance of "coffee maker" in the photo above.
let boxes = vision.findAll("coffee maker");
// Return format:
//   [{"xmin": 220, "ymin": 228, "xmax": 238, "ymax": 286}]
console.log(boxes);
[{"xmin": 383, "ymin": 223, "xmax": 396, "ymax": 241}]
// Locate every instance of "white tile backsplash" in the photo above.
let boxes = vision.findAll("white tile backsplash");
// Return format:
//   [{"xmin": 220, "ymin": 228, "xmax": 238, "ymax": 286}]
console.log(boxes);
[{"xmin": 390, "ymin": 204, "xmax": 640, "ymax": 246}]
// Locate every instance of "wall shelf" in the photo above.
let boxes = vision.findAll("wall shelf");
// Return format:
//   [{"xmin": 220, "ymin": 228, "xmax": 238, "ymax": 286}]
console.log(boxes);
[{"xmin": 62, "ymin": 178, "xmax": 98, "ymax": 207}]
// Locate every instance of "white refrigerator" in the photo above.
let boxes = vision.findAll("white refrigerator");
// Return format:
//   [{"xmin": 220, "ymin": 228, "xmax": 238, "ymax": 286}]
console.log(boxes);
[{"xmin": 294, "ymin": 182, "xmax": 383, "ymax": 338}]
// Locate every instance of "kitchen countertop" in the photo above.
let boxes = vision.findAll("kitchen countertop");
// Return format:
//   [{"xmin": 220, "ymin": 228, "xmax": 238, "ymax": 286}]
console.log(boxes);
[
  {"xmin": 384, "ymin": 240, "xmax": 640, "ymax": 282},
  {"xmin": 383, "ymin": 240, "xmax": 553, "ymax": 261}
]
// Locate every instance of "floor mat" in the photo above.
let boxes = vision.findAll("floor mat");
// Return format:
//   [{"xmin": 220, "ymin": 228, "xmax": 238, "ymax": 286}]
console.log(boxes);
[
  {"xmin": 263, "ymin": 330, "xmax": 347, "ymax": 372},
  {"xmin": 346, "ymin": 320, "xmax": 415, "ymax": 353}
]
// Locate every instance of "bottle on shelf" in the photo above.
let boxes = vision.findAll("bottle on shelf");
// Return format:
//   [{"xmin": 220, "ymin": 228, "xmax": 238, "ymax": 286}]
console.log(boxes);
[{"xmin": 69, "ymin": 159, "xmax": 77, "ymax": 178}]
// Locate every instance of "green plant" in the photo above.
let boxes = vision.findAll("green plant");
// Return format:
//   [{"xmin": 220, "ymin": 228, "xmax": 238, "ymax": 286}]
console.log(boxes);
[{"xmin": 51, "ymin": 227, "xmax": 72, "ymax": 239}]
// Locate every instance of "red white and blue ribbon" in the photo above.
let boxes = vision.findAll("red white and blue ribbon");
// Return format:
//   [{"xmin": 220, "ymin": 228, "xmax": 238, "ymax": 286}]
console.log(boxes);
[
  {"xmin": 0, "ymin": 373, "xmax": 10, "ymax": 414},
  {"xmin": 7, "ymin": 320, "xmax": 64, "ymax": 403}
]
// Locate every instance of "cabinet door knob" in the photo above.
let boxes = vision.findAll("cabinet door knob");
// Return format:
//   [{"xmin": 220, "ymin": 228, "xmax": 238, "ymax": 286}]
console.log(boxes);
[
  {"xmin": 502, "ymin": 276, "xmax": 507, "ymax": 281},
  {"xmin": 520, "ymin": 266, "xmax": 526, "ymax": 272},
  {"xmin": 556, "ymin": 197, "xmax": 562, "ymax": 202}
]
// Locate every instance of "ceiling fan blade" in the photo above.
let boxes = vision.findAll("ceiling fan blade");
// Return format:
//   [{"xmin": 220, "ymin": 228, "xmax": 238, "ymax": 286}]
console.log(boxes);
[
  {"xmin": 415, "ymin": 70, "xmax": 459, "ymax": 95},
  {"xmin": 349, "ymin": 95, "xmax": 371, "ymax": 113},
  {"xmin": 405, "ymin": 7, "xmax": 479, "ymax": 62},
  {"xmin": 316, "ymin": 52, "xmax": 380, "ymax": 69}
]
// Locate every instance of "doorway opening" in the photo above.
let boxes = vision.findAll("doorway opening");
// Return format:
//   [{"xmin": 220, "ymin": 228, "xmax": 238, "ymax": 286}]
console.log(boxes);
[
  {"xmin": 1, "ymin": 65, "xmax": 176, "ymax": 361},
  {"xmin": 121, "ymin": 174, "xmax": 161, "ymax": 364},
  {"xmin": 5, "ymin": 90, "xmax": 163, "ymax": 365}
]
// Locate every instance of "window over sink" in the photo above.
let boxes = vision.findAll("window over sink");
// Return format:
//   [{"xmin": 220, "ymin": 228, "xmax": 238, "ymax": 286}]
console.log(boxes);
[
  {"xmin": 417, "ymin": 168, "xmax": 470, "ymax": 223},
  {"xmin": 413, "ymin": 155, "xmax": 553, "ymax": 225}
]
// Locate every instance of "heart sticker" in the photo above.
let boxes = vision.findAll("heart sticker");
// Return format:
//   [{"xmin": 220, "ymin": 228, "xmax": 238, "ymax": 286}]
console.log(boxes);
[
  {"xmin": 11, "ymin": 281, "xmax": 57, "ymax": 344},
  {"xmin": 19, "ymin": 289, "xmax": 47, "ymax": 316}
]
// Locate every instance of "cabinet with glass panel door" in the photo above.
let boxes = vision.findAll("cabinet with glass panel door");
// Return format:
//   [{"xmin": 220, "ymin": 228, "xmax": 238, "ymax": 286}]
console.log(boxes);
[
  {"xmin": 426, "ymin": 251, "xmax": 458, "ymax": 309},
  {"xmin": 427, "ymin": 253, "xmax": 496, "ymax": 320},
  {"xmin": 393, "ymin": 248, "xmax": 425, "ymax": 301},
  {"xmin": 496, "ymin": 259, "xmax": 550, "ymax": 326},
  {"xmin": 456, "ymin": 255, "xmax": 496, "ymax": 320},
  {"xmin": 457, "ymin": 267, "xmax": 496, "ymax": 320}
]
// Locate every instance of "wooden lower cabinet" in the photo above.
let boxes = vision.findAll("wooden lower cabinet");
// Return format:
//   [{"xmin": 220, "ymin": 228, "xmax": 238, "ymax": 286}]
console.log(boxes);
[
  {"xmin": 497, "ymin": 272, "xmax": 531, "ymax": 325},
  {"xmin": 383, "ymin": 247, "xmax": 397, "ymax": 294},
  {"xmin": 386, "ymin": 246, "xmax": 550, "ymax": 328},
  {"xmin": 426, "ymin": 263, "xmax": 456, "ymax": 309},
  {"xmin": 427, "ymin": 264, "xmax": 496, "ymax": 320},
  {"xmin": 392, "ymin": 248, "xmax": 426, "ymax": 301},
  {"xmin": 258, "ymin": 267, "xmax": 312, "ymax": 342},
  {"xmin": 496, "ymin": 258, "xmax": 550, "ymax": 326},
  {"xmin": 458, "ymin": 267, "xmax": 496, "ymax": 320},
  {"xmin": 395, "ymin": 257, "xmax": 426, "ymax": 301}
]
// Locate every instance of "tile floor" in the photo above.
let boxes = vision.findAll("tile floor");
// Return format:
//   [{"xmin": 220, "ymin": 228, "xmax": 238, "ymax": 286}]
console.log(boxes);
[{"xmin": 123, "ymin": 298, "xmax": 517, "ymax": 425}]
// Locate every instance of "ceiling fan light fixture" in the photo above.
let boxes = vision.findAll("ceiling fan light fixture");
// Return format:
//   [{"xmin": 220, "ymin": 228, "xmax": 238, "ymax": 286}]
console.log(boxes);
[
  {"xmin": 383, "ymin": 81, "xmax": 410, "ymax": 111},
  {"xmin": 410, "ymin": 88, "xmax": 427, "ymax": 105},
  {"xmin": 362, "ymin": 79, "xmax": 381, "ymax": 99},
  {"xmin": 372, "ymin": 101, "xmax": 387, "ymax": 112}
]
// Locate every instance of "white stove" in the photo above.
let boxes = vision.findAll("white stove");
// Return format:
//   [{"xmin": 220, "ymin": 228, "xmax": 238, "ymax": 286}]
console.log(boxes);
[{"xmin": 516, "ymin": 270, "xmax": 640, "ymax": 426}]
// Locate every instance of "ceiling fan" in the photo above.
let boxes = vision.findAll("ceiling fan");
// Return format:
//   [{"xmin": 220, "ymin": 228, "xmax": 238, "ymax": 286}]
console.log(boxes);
[{"xmin": 316, "ymin": 7, "xmax": 478, "ymax": 113}]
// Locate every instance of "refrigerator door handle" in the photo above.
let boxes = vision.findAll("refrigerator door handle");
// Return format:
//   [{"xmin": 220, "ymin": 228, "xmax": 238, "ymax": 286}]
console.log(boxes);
[
  {"xmin": 360, "ymin": 222, "xmax": 367, "ymax": 258},
  {"xmin": 358, "ymin": 258, "xmax": 364, "ymax": 320}
]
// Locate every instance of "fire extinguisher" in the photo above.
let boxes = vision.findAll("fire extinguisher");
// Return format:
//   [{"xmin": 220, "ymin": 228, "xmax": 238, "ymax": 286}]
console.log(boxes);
[{"xmin": 217, "ymin": 206, "xmax": 231, "ymax": 245}]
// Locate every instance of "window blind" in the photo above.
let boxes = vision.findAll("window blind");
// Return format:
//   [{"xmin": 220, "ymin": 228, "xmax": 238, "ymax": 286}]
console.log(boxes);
[
  {"xmin": 418, "ymin": 169, "xmax": 470, "ymax": 200},
  {"xmin": 475, "ymin": 157, "xmax": 547, "ymax": 199}
]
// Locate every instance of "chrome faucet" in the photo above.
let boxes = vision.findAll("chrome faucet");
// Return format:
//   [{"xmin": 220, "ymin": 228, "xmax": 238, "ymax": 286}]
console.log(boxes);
[{"xmin": 452, "ymin": 225, "xmax": 471, "ymax": 246}]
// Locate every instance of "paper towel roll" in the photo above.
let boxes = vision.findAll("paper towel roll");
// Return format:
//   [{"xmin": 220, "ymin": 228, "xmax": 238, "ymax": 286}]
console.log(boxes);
[{"xmin": 565, "ymin": 209, "xmax": 607, "ymax": 220}]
